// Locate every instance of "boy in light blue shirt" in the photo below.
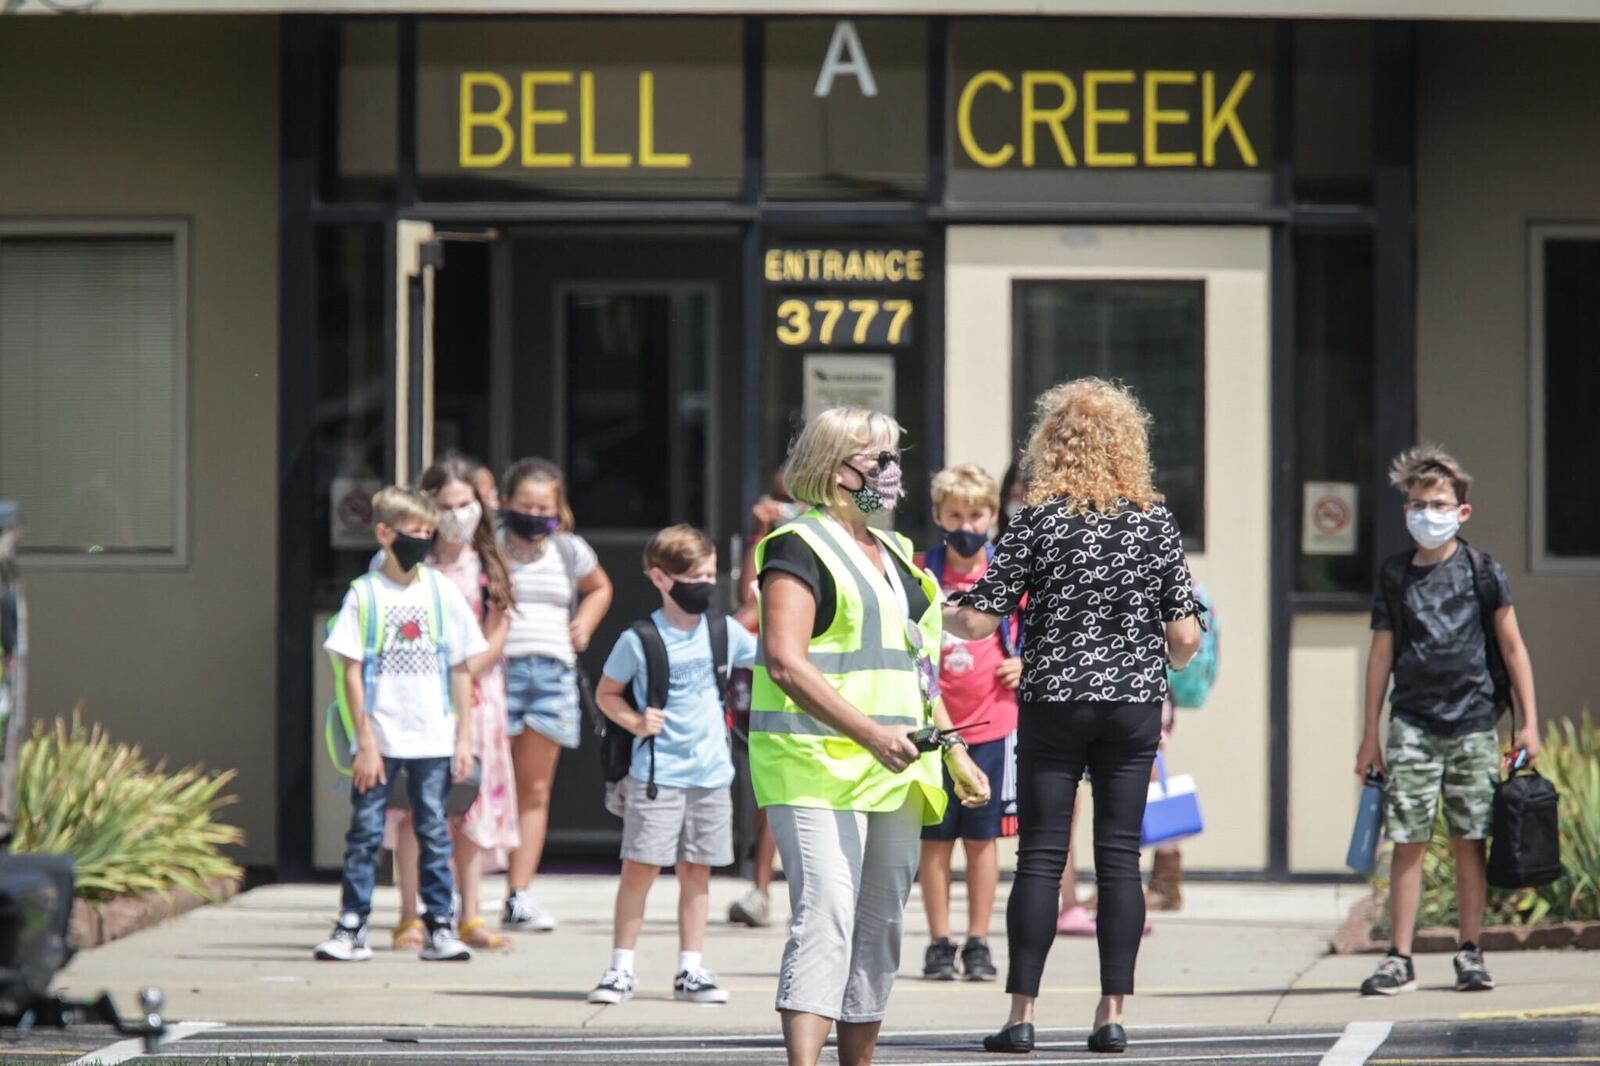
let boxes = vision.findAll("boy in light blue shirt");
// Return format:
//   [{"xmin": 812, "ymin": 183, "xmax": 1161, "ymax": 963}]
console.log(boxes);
[{"xmin": 588, "ymin": 525, "xmax": 756, "ymax": 1007}]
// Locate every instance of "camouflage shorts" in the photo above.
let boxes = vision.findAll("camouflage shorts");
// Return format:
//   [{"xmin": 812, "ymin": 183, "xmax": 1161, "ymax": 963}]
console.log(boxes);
[{"xmin": 1383, "ymin": 717, "xmax": 1498, "ymax": 843}]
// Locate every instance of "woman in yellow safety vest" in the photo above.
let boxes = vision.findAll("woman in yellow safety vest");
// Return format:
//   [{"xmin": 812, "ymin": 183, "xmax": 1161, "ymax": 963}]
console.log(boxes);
[{"xmin": 752, "ymin": 407, "xmax": 990, "ymax": 1066}]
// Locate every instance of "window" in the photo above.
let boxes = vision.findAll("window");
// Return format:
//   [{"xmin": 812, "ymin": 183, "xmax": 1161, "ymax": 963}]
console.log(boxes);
[
  {"xmin": 0, "ymin": 225, "xmax": 186, "ymax": 565},
  {"xmin": 1532, "ymin": 225, "xmax": 1600, "ymax": 568},
  {"xmin": 1294, "ymin": 231, "xmax": 1375, "ymax": 596},
  {"xmin": 1013, "ymin": 280, "xmax": 1206, "ymax": 546}
]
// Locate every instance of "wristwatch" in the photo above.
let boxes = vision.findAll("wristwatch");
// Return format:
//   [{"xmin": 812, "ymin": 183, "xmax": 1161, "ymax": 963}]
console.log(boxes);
[{"xmin": 939, "ymin": 732, "xmax": 969, "ymax": 754}]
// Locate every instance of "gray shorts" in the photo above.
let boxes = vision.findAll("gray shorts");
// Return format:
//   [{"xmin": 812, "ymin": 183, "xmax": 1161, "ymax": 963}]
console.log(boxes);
[{"xmin": 619, "ymin": 778, "xmax": 734, "ymax": 868}]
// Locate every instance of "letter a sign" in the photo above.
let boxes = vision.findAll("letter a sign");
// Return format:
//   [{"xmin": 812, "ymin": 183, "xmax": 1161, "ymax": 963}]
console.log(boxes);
[{"xmin": 815, "ymin": 21, "xmax": 878, "ymax": 98}]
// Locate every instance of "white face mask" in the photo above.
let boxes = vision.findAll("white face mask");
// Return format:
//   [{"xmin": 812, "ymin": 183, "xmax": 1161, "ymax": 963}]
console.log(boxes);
[
  {"xmin": 437, "ymin": 500, "xmax": 483, "ymax": 545},
  {"xmin": 1406, "ymin": 507, "xmax": 1460, "ymax": 550}
]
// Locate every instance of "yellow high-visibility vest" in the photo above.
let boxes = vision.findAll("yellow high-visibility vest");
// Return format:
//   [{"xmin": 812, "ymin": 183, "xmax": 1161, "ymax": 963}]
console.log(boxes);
[{"xmin": 749, "ymin": 509, "xmax": 947, "ymax": 825}]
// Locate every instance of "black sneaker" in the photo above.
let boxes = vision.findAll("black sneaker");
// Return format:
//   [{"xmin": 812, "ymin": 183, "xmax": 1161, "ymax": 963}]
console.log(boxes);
[
  {"xmin": 923, "ymin": 937, "xmax": 958, "ymax": 981},
  {"xmin": 1360, "ymin": 951, "xmax": 1417, "ymax": 996},
  {"xmin": 962, "ymin": 937, "xmax": 997, "ymax": 982},
  {"xmin": 313, "ymin": 912, "xmax": 372, "ymax": 962},
  {"xmin": 674, "ymin": 966, "xmax": 730, "ymax": 1005},
  {"xmin": 1454, "ymin": 945, "xmax": 1495, "ymax": 991},
  {"xmin": 587, "ymin": 968, "xmax": 636, "ymax": 1005}
]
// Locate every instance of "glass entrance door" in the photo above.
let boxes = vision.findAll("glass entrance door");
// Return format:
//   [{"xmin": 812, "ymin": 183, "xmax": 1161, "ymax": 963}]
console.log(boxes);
[
  {"xmin": 504, "ymin": 227, "xmax": 741, "ymax": 851},
  {"xmin": 947, "ymin": 225, "xmax": 1272, "ymax": 871}
]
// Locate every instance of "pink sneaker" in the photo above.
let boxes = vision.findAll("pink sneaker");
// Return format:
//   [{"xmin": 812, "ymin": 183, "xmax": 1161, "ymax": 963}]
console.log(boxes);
[{"xmin": 1056, "ymin": 905, "xmax": 1097, "ymax": 937}]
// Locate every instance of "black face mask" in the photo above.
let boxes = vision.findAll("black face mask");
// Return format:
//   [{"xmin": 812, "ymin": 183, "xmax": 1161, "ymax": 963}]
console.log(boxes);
[
  {"xmin": 390, "ymin": 530, "xmax": 435, "ymax": 571},
  {"xmin": 668, "ymin": 580, "xmax": 717, "ymax": 616},
  {"xmin": 503, "ymin": 510, "xmax": 558, "ymax": 540},
  {"xmin": 943, "ymin": 528, "xmax": 990, "ymax": 557}
]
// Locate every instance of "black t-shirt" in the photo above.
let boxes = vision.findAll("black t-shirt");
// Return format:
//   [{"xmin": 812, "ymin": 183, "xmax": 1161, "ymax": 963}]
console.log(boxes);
[
  {"xmin": 1372, "ymin": 545, "xmax": 1513, "ymax": 736},
  {"xmin": 759, "ymin": 530, "xmax": 931, "ymax": 638}
]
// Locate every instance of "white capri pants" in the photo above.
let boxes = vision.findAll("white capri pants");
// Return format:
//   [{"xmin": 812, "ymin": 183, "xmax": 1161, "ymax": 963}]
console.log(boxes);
[{"xmin": 768, "ymin": 798, "xmax": 923, "ymax": 1023}]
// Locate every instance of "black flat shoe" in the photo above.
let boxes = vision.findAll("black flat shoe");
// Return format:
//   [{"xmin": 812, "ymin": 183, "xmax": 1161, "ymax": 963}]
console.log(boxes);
[
  {"xmin": 982, "ymin": 1022, "xmax": 1035, "ymax": 1054},
  {"xmin": 1087, "ymin": 1023, "xmax": 1127, "ymax": 1053}
]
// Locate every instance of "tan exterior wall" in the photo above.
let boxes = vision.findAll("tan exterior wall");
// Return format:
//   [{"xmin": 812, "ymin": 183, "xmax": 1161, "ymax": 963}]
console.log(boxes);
[
  {"xmin": 0, "ymin": 17, "xmax": 280, "ymax": 865},
  {"xmin": 1415, "ymin": 22, "xmax": 1600, "ymax": 732}
]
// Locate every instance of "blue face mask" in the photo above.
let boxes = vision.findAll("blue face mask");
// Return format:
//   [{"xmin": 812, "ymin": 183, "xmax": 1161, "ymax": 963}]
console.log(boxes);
[{"xmin": 943, "ymin": 528, "xmax": 990, "ymax": 557}]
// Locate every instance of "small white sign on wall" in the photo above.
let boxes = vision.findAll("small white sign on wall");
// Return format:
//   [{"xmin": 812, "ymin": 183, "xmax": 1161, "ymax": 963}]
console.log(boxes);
[
  {"xmin": 331, "ymin": 476, "xmax": 384, "ymax": 551},
  {"xmin": 1302, "ymin": 480, "xmax": 1359, "ymax": 556},
  {"xmin": 802, "ymin": 354, "xmax": 896, "ymax": 421}
]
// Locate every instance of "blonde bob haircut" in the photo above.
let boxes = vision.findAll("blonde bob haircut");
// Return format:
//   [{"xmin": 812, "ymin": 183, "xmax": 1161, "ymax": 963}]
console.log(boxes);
[
  {"xmin": 783, "ymin": 407, "xmax": 903, "ymax": 509},
  {"xmin": 372, "ymin": 485, "xmax": 439, "ymax": 529},
  {"xmin": 1024, "ymin": 378, "xmax": 1162, "ymax": 515}
]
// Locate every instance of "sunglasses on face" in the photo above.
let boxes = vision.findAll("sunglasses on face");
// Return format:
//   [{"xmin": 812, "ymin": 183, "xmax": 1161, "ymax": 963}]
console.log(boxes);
[{"xmin": 851, "ymin": 450, "xmax": 902, "ymax": 470}]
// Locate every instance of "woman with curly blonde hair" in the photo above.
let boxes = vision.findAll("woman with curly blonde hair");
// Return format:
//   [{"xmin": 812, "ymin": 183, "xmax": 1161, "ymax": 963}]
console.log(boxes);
[{"xmin": 945, "ymin": 378, "xmax": 1203, "ymax": 1056}]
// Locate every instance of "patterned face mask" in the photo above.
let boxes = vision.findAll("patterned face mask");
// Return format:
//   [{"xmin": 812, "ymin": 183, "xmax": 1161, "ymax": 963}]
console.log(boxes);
[
  {"xmin": 844, "ymin": 459, "xmax": 902, "ymax": 514},
  {"xmin": 437, "ymin": 501, "xmax": 483, "ymax": 545}
]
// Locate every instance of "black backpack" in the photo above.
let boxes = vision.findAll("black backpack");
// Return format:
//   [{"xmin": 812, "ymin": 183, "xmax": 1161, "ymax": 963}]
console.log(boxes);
[
  {"xmin": 598, "ymin": 613, "xmax": 731, "ymax": 804},
  {"xmin": 1487, "ymin": 760, "xmax": 1566, "ymax": 889},
  {"xmin": 1378, "ymin": 538, "xmax": 1512, "ymax": 716}
]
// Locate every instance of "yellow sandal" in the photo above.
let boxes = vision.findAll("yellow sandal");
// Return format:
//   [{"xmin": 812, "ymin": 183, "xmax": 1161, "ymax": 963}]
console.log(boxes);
[
  {"xmin": 460, "ymin": 916, "xmax": 513, "ymax": 952},
  {"xmin": 391, "ymin": 918, "xmax": 425, "ymax": 951}
]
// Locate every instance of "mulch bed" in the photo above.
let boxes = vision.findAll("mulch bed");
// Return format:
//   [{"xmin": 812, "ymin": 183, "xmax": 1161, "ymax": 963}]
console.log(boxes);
[
  {"xmin": 1331, "ymin": 892, "xmax": 1600, "ymax": 954},
  {"xmin": 69, "ymin": 877, "xmax": 241, "ymax": 950}
]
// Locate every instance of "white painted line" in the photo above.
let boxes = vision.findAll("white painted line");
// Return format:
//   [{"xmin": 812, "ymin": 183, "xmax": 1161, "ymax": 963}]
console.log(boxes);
[
  {"xmin": 175, "ymin": 1031, "xmax": 1344, "ymax": 1051},
  {"xmin": 67, "ymin": 1021, "xmax": 223, "ymax": 1066},
  {"xmin": 1319, "ymin": 1021, "xmax": 1394, "ymax": 1066},
  {"xmin": 152, "ymin": 1055, "xmax": 1326, "ymax": 1064}
]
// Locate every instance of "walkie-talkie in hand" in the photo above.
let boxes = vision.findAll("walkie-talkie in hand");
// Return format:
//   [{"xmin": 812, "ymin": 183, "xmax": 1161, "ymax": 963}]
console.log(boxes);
[{"xmin": 908, "ymin": 721, "xmax": 990, "ymax": 753}]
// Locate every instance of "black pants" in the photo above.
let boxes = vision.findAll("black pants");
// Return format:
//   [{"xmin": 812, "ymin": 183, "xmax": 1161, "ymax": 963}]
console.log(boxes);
[{"xmin": 1006, "ymin": 700, "xmax": 1162, "ymax": 997}]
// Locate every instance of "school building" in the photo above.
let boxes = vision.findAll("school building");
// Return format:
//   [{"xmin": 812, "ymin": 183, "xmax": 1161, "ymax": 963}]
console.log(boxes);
[{"xmin": 1, "ymin": 0, "xmax": 1596, "ymax": 880}]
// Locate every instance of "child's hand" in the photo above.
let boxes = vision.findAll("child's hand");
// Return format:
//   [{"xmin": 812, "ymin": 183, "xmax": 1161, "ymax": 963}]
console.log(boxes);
[
  {"xmin": 946, "ymin": 746, "xmax": 992, "ymax": 807},
  {"xmin": 353, "ymin": 745, "xmax": 386, "ymax": 794},
  {"xmin": 996, "ymin": 657, "xmax": 1023, "ymax": 690},
  {"xmin": 570, "ymin": 618, "xmax": 593, "ymax": 653},
  {"xmin": 453, "ymin": 740, "xmax": 474, "ymax": 783},
  {"xmin": 1512, "ymin": 725, "xmax": 1542, "ymax": 766},
  {"xmin": 633, "ymin": 707, "xmax": 666, "ymax": 738},
  {"xmin": 1354, "ymin": 736, "xmax": 1386, "ymax": 779}
]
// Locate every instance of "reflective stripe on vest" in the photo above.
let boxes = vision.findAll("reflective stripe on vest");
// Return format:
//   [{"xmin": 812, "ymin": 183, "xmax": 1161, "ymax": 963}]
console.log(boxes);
[{"xmin": 748, "ymin": 509, "xmax": 948, "ymax": 825}]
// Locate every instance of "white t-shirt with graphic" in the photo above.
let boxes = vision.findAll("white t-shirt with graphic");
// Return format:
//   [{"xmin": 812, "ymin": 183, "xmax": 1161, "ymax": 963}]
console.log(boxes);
[
  {"xmin": 324, "ymin": 570, "xmax": 487, "ymax": 759},
  {"xmin": 503, "ymin": 534, "xmax": 599, "ymax": 665}
]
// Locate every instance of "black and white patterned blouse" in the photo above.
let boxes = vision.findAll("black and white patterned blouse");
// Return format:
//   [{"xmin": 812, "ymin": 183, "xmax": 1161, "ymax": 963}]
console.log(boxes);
[{"xmin": 956, "ymin": 500, "xmax": 1200, "ymax": 704}]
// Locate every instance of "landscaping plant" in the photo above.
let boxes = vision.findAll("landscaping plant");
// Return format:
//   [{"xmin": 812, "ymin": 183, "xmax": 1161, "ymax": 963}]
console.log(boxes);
[
  {"xmin": 10, "ymin": 711, "xmax": 242, "ymax": 901},
  {"xmin": 1380, "ymin": 710, "xmax": 1600, "ymax": 929}
]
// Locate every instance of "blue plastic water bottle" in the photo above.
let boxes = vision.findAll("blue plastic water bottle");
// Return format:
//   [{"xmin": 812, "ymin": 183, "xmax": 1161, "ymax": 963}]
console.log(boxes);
[{"xmin": 1346, "ymin": 772, "xmax": 1385, "ymax": 874}]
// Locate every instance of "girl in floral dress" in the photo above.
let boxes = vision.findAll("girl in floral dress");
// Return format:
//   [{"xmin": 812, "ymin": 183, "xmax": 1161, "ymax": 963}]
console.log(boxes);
[{"xmin": 387, "ymin": 456, "xmax": 520, "ymax": 952}]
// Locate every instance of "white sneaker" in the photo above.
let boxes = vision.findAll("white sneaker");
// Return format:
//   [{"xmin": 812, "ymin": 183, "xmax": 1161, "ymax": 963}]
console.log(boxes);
[
  {"xmin": 588, "ymin": 968, "xmax": 636, "ymax": 1005},
  {"xmin": 420, "ymin": 922, "xmax": 472, "ymax": 962},
  {"xmin": 727, "ymin": 887, "xmax": 770, "ymax": 927},
  {"xmin": 502, "ymin": 890, "xmax": 557, "ymax": 932},
  {"xmin": 313, "ymin": 913, "xmax": 372, "ymax": 962},
  {"xmin": 674, "ymin": 966, "xmax": 730, "ymax": 1005}
]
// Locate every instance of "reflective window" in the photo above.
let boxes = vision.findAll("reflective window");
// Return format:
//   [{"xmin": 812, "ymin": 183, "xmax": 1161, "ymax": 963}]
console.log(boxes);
[
  {"xmin": 1294, "ymin": 231, "xmax": 1375, "ymax": 595},
  {"xmin": 312, "ymin": 224, "xmax": 388, "ymax": 605},
  {"xmin": 417, "ymin": 20, "xmax": 742, "ymax": 201},
  {"xmin": 948, "ymin": 20, "xmax": 1275, "ymax": 206},
  {"xmin": 765, "ymin": 20, "xmax": 927, "ymax": 200},
  {"xmin": 0, "ymin": 232, "xmax": 184, "ymax": 562},
  {"xmin": 1013, "ymin": 281, "xmax": 1206, "ymax": 545},
  {"xmin": 1538, "ymin": 234, "xmax": 1600, "ymax": 562},
  {"xmin": 1294, "ymin": 22, "xmax": 1374, "ymax": 205},
  {"xmin": 333, "ymin": 20, "xmax": 399, "ymax": 203}
]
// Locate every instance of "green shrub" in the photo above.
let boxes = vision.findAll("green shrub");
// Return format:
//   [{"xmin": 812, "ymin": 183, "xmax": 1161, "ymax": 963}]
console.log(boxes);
[
  {"xmin": 1379, "ymin": 710, "xmax": 1600, "ymax": 928},
  {"xmin": 10, "ymin": 712, "xmax": 243, "ymax": 901}
]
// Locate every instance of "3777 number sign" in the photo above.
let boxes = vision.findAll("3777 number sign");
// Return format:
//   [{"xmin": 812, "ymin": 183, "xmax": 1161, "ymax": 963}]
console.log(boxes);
[{"xmin": 774, "ymin": 297, "xmax": 915, "ymax": 349}]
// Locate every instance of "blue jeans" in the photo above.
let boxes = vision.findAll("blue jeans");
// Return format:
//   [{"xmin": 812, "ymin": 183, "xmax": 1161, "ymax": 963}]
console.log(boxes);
[{"xmin": 340, "ymin": 756, "xmax": 454, "ymax": 923}]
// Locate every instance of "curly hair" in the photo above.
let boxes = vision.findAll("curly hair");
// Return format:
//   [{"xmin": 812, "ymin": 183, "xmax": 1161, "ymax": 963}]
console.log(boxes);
[{"xmin": 1023, "ymin": 378, "xmax": 1163, "ymax": 514}]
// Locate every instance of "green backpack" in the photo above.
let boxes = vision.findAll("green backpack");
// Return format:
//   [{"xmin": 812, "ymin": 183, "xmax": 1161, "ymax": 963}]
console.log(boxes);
[{"xmin": 323, "ymin": 568, "xmax": 452, "ymax": 776}]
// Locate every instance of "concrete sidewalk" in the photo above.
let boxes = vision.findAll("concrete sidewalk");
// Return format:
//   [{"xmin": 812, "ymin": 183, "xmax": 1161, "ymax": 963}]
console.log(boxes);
[{"xmin": 55, "ymin": 877, "xmax": 1600, "ymax": 1034}]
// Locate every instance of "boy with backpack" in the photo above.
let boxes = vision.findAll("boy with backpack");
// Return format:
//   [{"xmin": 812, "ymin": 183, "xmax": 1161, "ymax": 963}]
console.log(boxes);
[
  {"xmin": 316, "ymin": 486, "xmax": 484, "ymax": 963},
  {"xmin": 587, "ymin": 525, "xmax": 757, "ymax": 1006},
  {"xmin": 916, "ymin": 464, "xmax": 1021, "ymax": 982},
  {"xmin": 1355, "ymin": 446, "xmax": 1540, "ymax": 997}
]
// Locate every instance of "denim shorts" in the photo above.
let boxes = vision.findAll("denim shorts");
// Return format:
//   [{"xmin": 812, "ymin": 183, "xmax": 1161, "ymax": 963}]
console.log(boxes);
[{"xmin": 505, "ymin": 654, "xmax": 581, "ymax": 749}]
